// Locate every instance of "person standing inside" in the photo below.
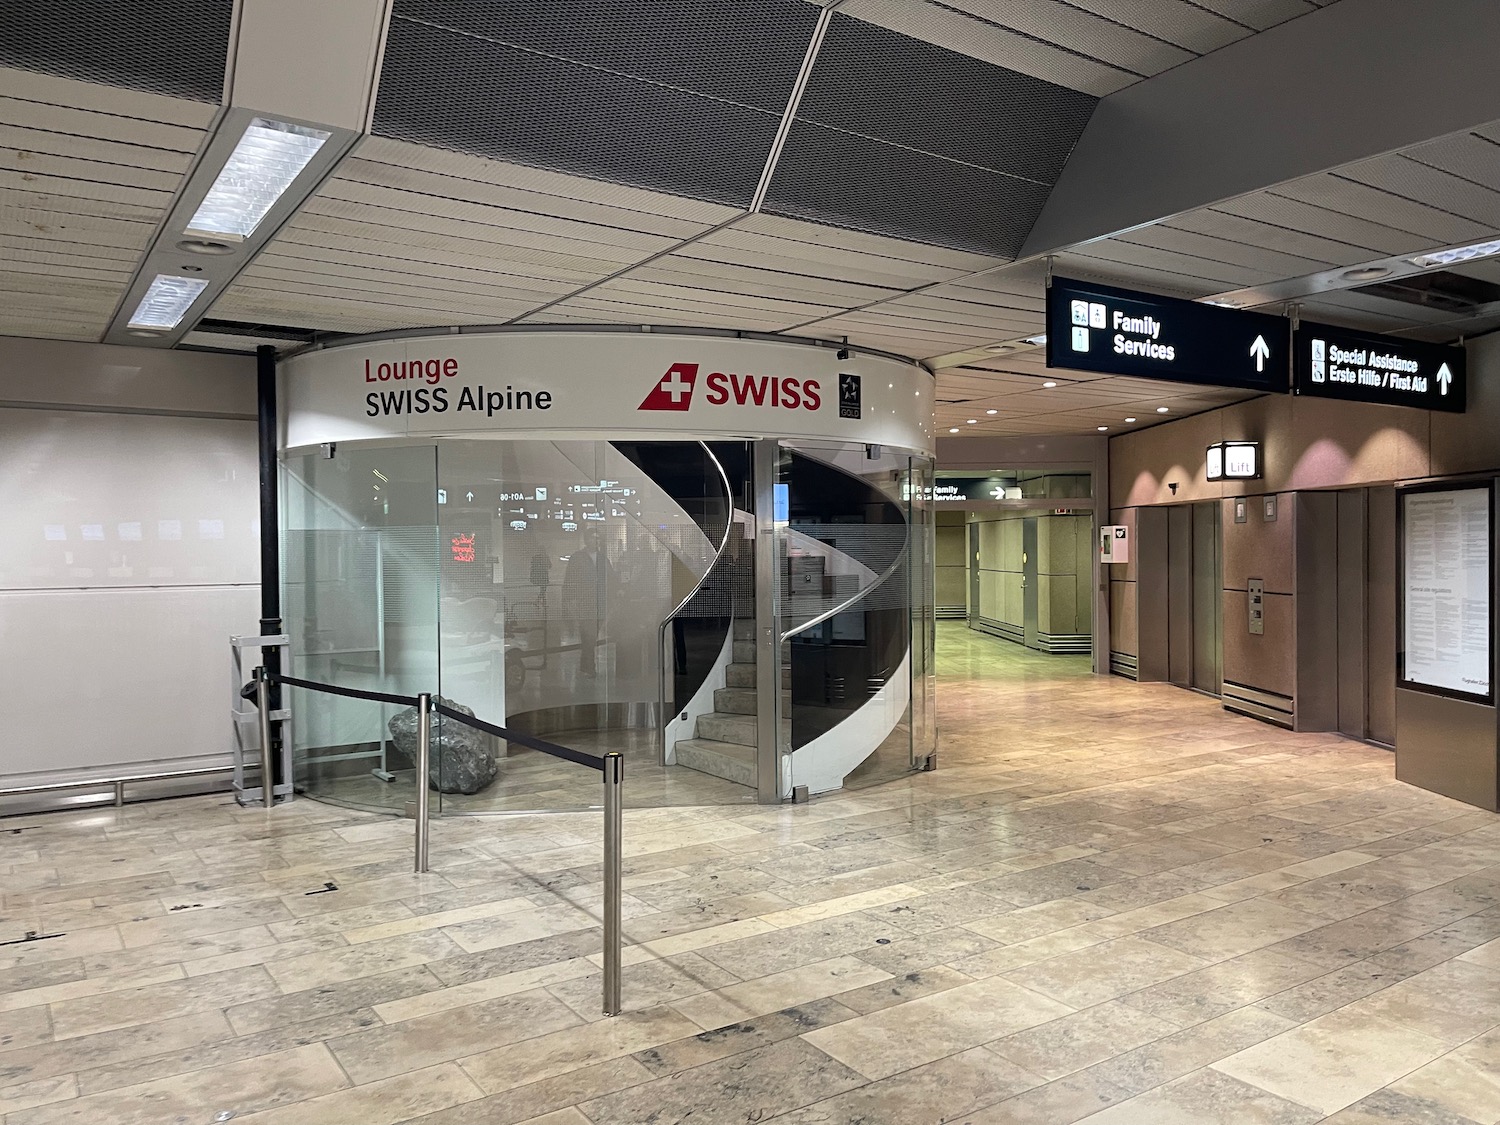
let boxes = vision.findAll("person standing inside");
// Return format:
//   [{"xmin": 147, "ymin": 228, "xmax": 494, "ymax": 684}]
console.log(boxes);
[{"xmin": 564, "ymin": 527, "xmax": 611, "ymax": 678}]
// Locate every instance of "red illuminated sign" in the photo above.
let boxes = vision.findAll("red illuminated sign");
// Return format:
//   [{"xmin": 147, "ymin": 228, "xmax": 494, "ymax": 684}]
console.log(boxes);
[{"xmin": 450, "ymin": 533, "xmax": 476, "ymax": 563}]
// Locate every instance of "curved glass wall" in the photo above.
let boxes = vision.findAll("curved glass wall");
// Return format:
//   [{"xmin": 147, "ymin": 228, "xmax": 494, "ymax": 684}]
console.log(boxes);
[{"xmin": 282, "ymin": 437, "xmax": 934, "ymax": 813}]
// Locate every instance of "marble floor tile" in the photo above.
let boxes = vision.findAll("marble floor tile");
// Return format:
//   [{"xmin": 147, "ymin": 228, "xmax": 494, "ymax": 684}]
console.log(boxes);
[
  {"xmin": 1087, "ymin": 1005, "xmax": 1297, "ymax": 1096},
  {"xmin": 1004, "ymin": 936, "xmax": 1212, "ymax": 1008},
  {"xmin": 964, "ymin": 1070, "xmax": 1133, "ymax": 1124},
  {"xmin": 1342, "ymin": 958, "xmax": 1500, "ymax": 1046},
  {"xmin": 402, "ymin": 1056, "xmax": 651, "ymax": 1125},
  {"xmin": 0, "ymin": 1074, "xmax": 76, "ymax": 1116},
  {"xmin": 1388, "ymin": 1037, "xmax": 1500, "ymax": 1124},
  {"xmin": 774, "ymin": 1044, "xmax": 1043, "ymax": 1124},
  {"xmin": 327, "ymin": 987, "xmax": 584, "ymax": 1084},
  {"xmin": 832, "ymin": 964, "xmax": 973, "ymax": 1015},
  {"xmin": 224, "ymin": 964, "xmax": 444, "ymax": 1035},
  {"xmin": 630, "ymin": 996, "xmax": 857, "ymax": 1077},
  {"xmin": 14, "ymin": 625, "xmax": 1500, "ymax": 1125},
  {"xmin": 5, "ymin": 1042, "xmax": 348, "ymax": 1125},
  {"xmin": 265, "ymin": 929, "xmax": 461, "ymax": 993},
  {"xmin": 232, "ymin": 1062, "xmax": 484, "ymax": 1125},
  {"xmin": 459, "ymin": 1006, "xmax": 703, "ymax": 1094},
  {"xmin": 986, "ymin": 998, "xmax": 1178, "ymax": 1081},
  {"xmin": 1073, "ymin": 1067, "xmax": 1323, "ymax": 1124},
  {"xmin": 48, "ymin": 966, "xmax": 278, "ymax": 1040},
  {"xmin": 1317, "ymin": 1088, "xmax": 1488, "ymax": 1125},
  {"xmin": 802, "ymin": 974, "xmax": 1074, "ymax": 1081},
  {"xmin": 0, "ymin": 1006, "xmax": 53, "ymax": 1055},
  {"xmin": 1213, "ymin": 1006, "xmax": 1450, "ymax": 1114},
  {"xmin": 578, "ymin": 1038, "xmax": 865, "ymax": 1125},
  {"xmin": 1141, "ymin": 898, "xmax": 1329, "ymax": 961},
  {"xmin": 673, "ymin": 955, "xmax": 890, "ymax": 1031}
]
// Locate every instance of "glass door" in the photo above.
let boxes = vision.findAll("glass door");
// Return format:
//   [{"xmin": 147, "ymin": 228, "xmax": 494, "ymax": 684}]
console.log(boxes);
[{"xmin": 774, "ymin": 440, "xmax": 921, "ymax": 797}]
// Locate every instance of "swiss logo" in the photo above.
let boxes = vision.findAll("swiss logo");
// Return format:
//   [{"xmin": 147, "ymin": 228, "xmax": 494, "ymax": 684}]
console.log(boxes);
[
  {"xmin": 838, "ymin": 373, "xmax": 862, "ymax": 419},
  {"xmin": 638, "ymin": 362, "xmax": 698, "ymax": 411}
]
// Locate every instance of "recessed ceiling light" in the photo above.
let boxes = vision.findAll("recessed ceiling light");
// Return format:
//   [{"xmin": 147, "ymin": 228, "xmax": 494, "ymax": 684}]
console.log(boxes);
[
  {"xmin": 1097, "ymin": 426, "xmax": 1109, "ymax": 432},
  {"xmin": 127, "ymin": 274, "xmax": 209, "ymax": 331},
  {"xmin": 1342, "ymin": 265, "xmax": 1391, "ymax": 282},
  {"xmin": 1042, "ymin": 380, "xmax": 1058, "ymax": 388},
  {"xmin": 1409, "ymin": 237, "xmax": 1500, "ymax": 269},
  {"xmin": 186, "ymin": 118, "xmax": 332, "ymax": 241},
  {"xmin": 948, "ymin": 427, "xmax": 959, "ymax": 433},
  {"xmin": 986, "ymin": 409, "xmax": 998, "ymax": 415},
  {"xmin": 1023, "ymin": 334, "xmax": 1047, "ymax": 347},
  {"xmin": 179, "ymin": 264, "xmax": 204, "ymax": 273},
  {"xmin": 966, "ymin": 419, "xmax": 978, "ymax": 424},
  {"xmin": 985, "ymin": 344, "xmax": 1019, "ymax": 355},
  {"xmin": 1156, "ymin": 406, "xmax": 1170, "ymax": 414},
  {"xmin": 1125, "ymin": 417, "xmax": 1137, "ymax": 423}
]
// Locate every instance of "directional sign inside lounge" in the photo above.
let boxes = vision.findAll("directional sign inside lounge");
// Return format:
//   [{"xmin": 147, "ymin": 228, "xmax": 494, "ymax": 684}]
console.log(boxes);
[
  {"xmin": 1046, "ymin": 277, "xmax": 1289, "ymax": 393},
  {"xmin": 1293, "ymin": 321, "xmax": 1466, "ymax": 413}
]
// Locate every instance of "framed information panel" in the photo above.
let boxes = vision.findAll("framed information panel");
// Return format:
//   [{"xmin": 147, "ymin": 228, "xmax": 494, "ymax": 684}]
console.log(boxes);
[{"xmin": 1399, "ymin": 482, "xmax": 1493, "ymax": 703}]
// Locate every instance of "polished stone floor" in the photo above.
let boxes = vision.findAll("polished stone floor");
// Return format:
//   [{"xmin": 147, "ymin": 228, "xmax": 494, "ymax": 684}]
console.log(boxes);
[{"xmin": 5, "ymin": 625, "xmax": 1500, "ymax": 1123}]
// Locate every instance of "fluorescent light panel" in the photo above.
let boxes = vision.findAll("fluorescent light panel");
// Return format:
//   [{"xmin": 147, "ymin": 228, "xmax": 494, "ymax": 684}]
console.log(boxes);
[
  {"xmin": 1409, "ymin": 238, "xmax": 1500, "ymax": 270},
  {"xmin": 127, "ymin": 274, "xmax": 209, "ymax": 329},
  {"xmin": 186, "ymin": 117, "xmax": 331, "ymax": 241}
]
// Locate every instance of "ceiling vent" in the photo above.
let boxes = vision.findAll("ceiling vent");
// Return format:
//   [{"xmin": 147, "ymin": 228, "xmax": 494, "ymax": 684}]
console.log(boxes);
[{"xmin": 1355, "ymin": 270, "xmax": 1500, "ymax": 315}]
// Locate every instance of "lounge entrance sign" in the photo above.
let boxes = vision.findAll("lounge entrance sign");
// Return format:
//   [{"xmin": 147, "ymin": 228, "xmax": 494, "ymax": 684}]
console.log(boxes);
[
  {"xmin": 1045, "ymin": 277, "xmax": 1288, "ymax": 392},
  {"xmin": 1294, "ymin": 321, "xmax": 1466, "ymax": 413}
]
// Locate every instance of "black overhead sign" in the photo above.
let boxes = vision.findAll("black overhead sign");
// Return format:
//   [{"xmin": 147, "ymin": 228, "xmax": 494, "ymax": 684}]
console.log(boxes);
[
  {"xmin": 1046, "ymin": 277, "xmax": 1288, "ymax": 393},
  {"xmin": 1293, "ymin": 321, "xmax": 1466, "ymax": 413}
]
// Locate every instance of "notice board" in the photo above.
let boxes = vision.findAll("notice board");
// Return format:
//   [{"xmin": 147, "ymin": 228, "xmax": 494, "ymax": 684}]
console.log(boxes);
[{"xmin": 1400, "ymin": 483, "xmax": 1493, "ymax": 702}]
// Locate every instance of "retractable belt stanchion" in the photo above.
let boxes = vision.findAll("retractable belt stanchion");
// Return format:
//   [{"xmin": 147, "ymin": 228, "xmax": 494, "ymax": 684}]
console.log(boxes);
[
  {"xmin": 415, "ymin": 693, "xmax": 432, "ymax": 874},
  {"xmin": 255, "ymin": 667, "xmax": 275, "ymax": 808},
  {"xmin": 603, "ymin": 750, "xmax": 624, "ymax": 1016}
]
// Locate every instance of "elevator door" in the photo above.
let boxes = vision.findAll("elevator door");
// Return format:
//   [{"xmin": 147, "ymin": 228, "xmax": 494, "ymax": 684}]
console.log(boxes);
[
  {"xmin": 1166, "ymin": 502, "xmax": 1221, "ymax": 694},
  {"xmin": 1022, "ymin": 517, "xmax": 1039, "ymax": 649},
  {"xmin": 1191, "ymin": 501, "xmax": 1223, "ymax": 694}
]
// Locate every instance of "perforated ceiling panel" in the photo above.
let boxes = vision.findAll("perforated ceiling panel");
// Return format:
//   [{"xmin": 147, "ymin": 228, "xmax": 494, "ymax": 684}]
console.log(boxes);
[
  {"xmin": 763, "ymin": 14, "xmax": 1096, "ymax": 257},
  {"xmin": 373, "ymin": 0, "xmax": 818, "ymax": 207},
  {"xmin": 0, "ymin": 0, "xmax": 231, "ymax": 102}
]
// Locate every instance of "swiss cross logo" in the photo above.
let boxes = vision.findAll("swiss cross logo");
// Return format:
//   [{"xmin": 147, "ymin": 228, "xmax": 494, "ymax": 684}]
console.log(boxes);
[{"xmin": 638, "ymin": 362, "xmax": 699, "ymax": 411}]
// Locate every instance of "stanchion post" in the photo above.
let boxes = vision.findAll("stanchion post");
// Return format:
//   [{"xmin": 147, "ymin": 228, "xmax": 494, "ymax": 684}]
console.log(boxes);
[
  {"xmin": 414, "ymin": 693, "xmax": 432, "ymax": 873},
  {"xmin": 255, "ymin": 667, "xmax": 275, "ymax": 808},
  {"xmin": 602, "ymin": 750, "xmax": 623, "ymax": 1016}
]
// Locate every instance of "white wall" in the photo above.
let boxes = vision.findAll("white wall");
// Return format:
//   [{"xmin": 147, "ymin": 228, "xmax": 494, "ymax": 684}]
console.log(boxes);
[{"xmin": 0, "ymin": 338, "xmax": 259, "ymax": 787}]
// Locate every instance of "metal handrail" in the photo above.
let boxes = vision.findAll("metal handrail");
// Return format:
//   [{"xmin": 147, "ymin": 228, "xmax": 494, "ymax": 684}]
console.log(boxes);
[
  {"xmin": 780, "ymin": 528, "xmax": 910, "ymax": 643},
  {"xmin": 263, "ymin": 667, "xmax": 624, "ymax": 1016},
  {"xmin": 656, "ymin": 441, "xmax": 736, "ymax": 758}
]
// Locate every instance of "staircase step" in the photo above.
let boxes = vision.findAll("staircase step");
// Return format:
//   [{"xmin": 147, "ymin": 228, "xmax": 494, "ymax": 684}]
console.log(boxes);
[
  {"xmin": 733, "ymin": 618, "xmax": 755, "ymax": 641},
  {"xmin": 725, "ymin": 663, "xmax": 756, "ymax": 688},
  {"xmin": 697, "ymin": 712, "xmax": 757, "ymax": 747},
  {"xmin": 732, "ymin": 640, "xmax": 756, "ymax": 663},
  {"xmin": 674, "ymin": 739, "xmax": 756, "ymax": 787},
  {"xmin": 714, "ymin": 687, "xmax": 758, "ymax": 715}
]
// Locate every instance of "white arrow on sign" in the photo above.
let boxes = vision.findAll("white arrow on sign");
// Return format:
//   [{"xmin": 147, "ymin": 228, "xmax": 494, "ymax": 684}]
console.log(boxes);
[
  {"xmin": 465, "ymin": 491, "xmax": 474, "ymax": 502},
  {"xmin": 990, "ymin": 487, "xmax": 1005, "ymax": 500},
  {"xmin": 1249, "ymin": 335, "xmax": 1271, "ymax": 372},
  {"xmin": 1437, "ymin": 362, "xmax": 1453, "ymax": 395}
]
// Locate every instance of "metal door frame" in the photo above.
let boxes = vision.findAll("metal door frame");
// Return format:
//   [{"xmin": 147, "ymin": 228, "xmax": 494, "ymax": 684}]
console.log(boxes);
[{"xmin": 752, "ymin": 439, "xmax": 784, "ymax": 803}]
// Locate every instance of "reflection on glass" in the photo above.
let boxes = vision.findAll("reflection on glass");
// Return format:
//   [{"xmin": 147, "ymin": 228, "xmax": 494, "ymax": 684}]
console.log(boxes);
[{"xmin": 281, "ymin": 437, "xmax": 934, "ymax": 814}]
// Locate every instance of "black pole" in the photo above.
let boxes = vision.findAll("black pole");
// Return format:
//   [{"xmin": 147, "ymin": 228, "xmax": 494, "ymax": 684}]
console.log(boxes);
[{"xmin": 256, "ymin": 344, "xmax": 284, "ymax": 795}]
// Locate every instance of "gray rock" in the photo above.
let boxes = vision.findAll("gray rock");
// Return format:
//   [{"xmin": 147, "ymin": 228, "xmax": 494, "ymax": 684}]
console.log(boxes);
[{"xmin": 388, "ymin": 697, "xmax": 500, "ymax": 794}]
